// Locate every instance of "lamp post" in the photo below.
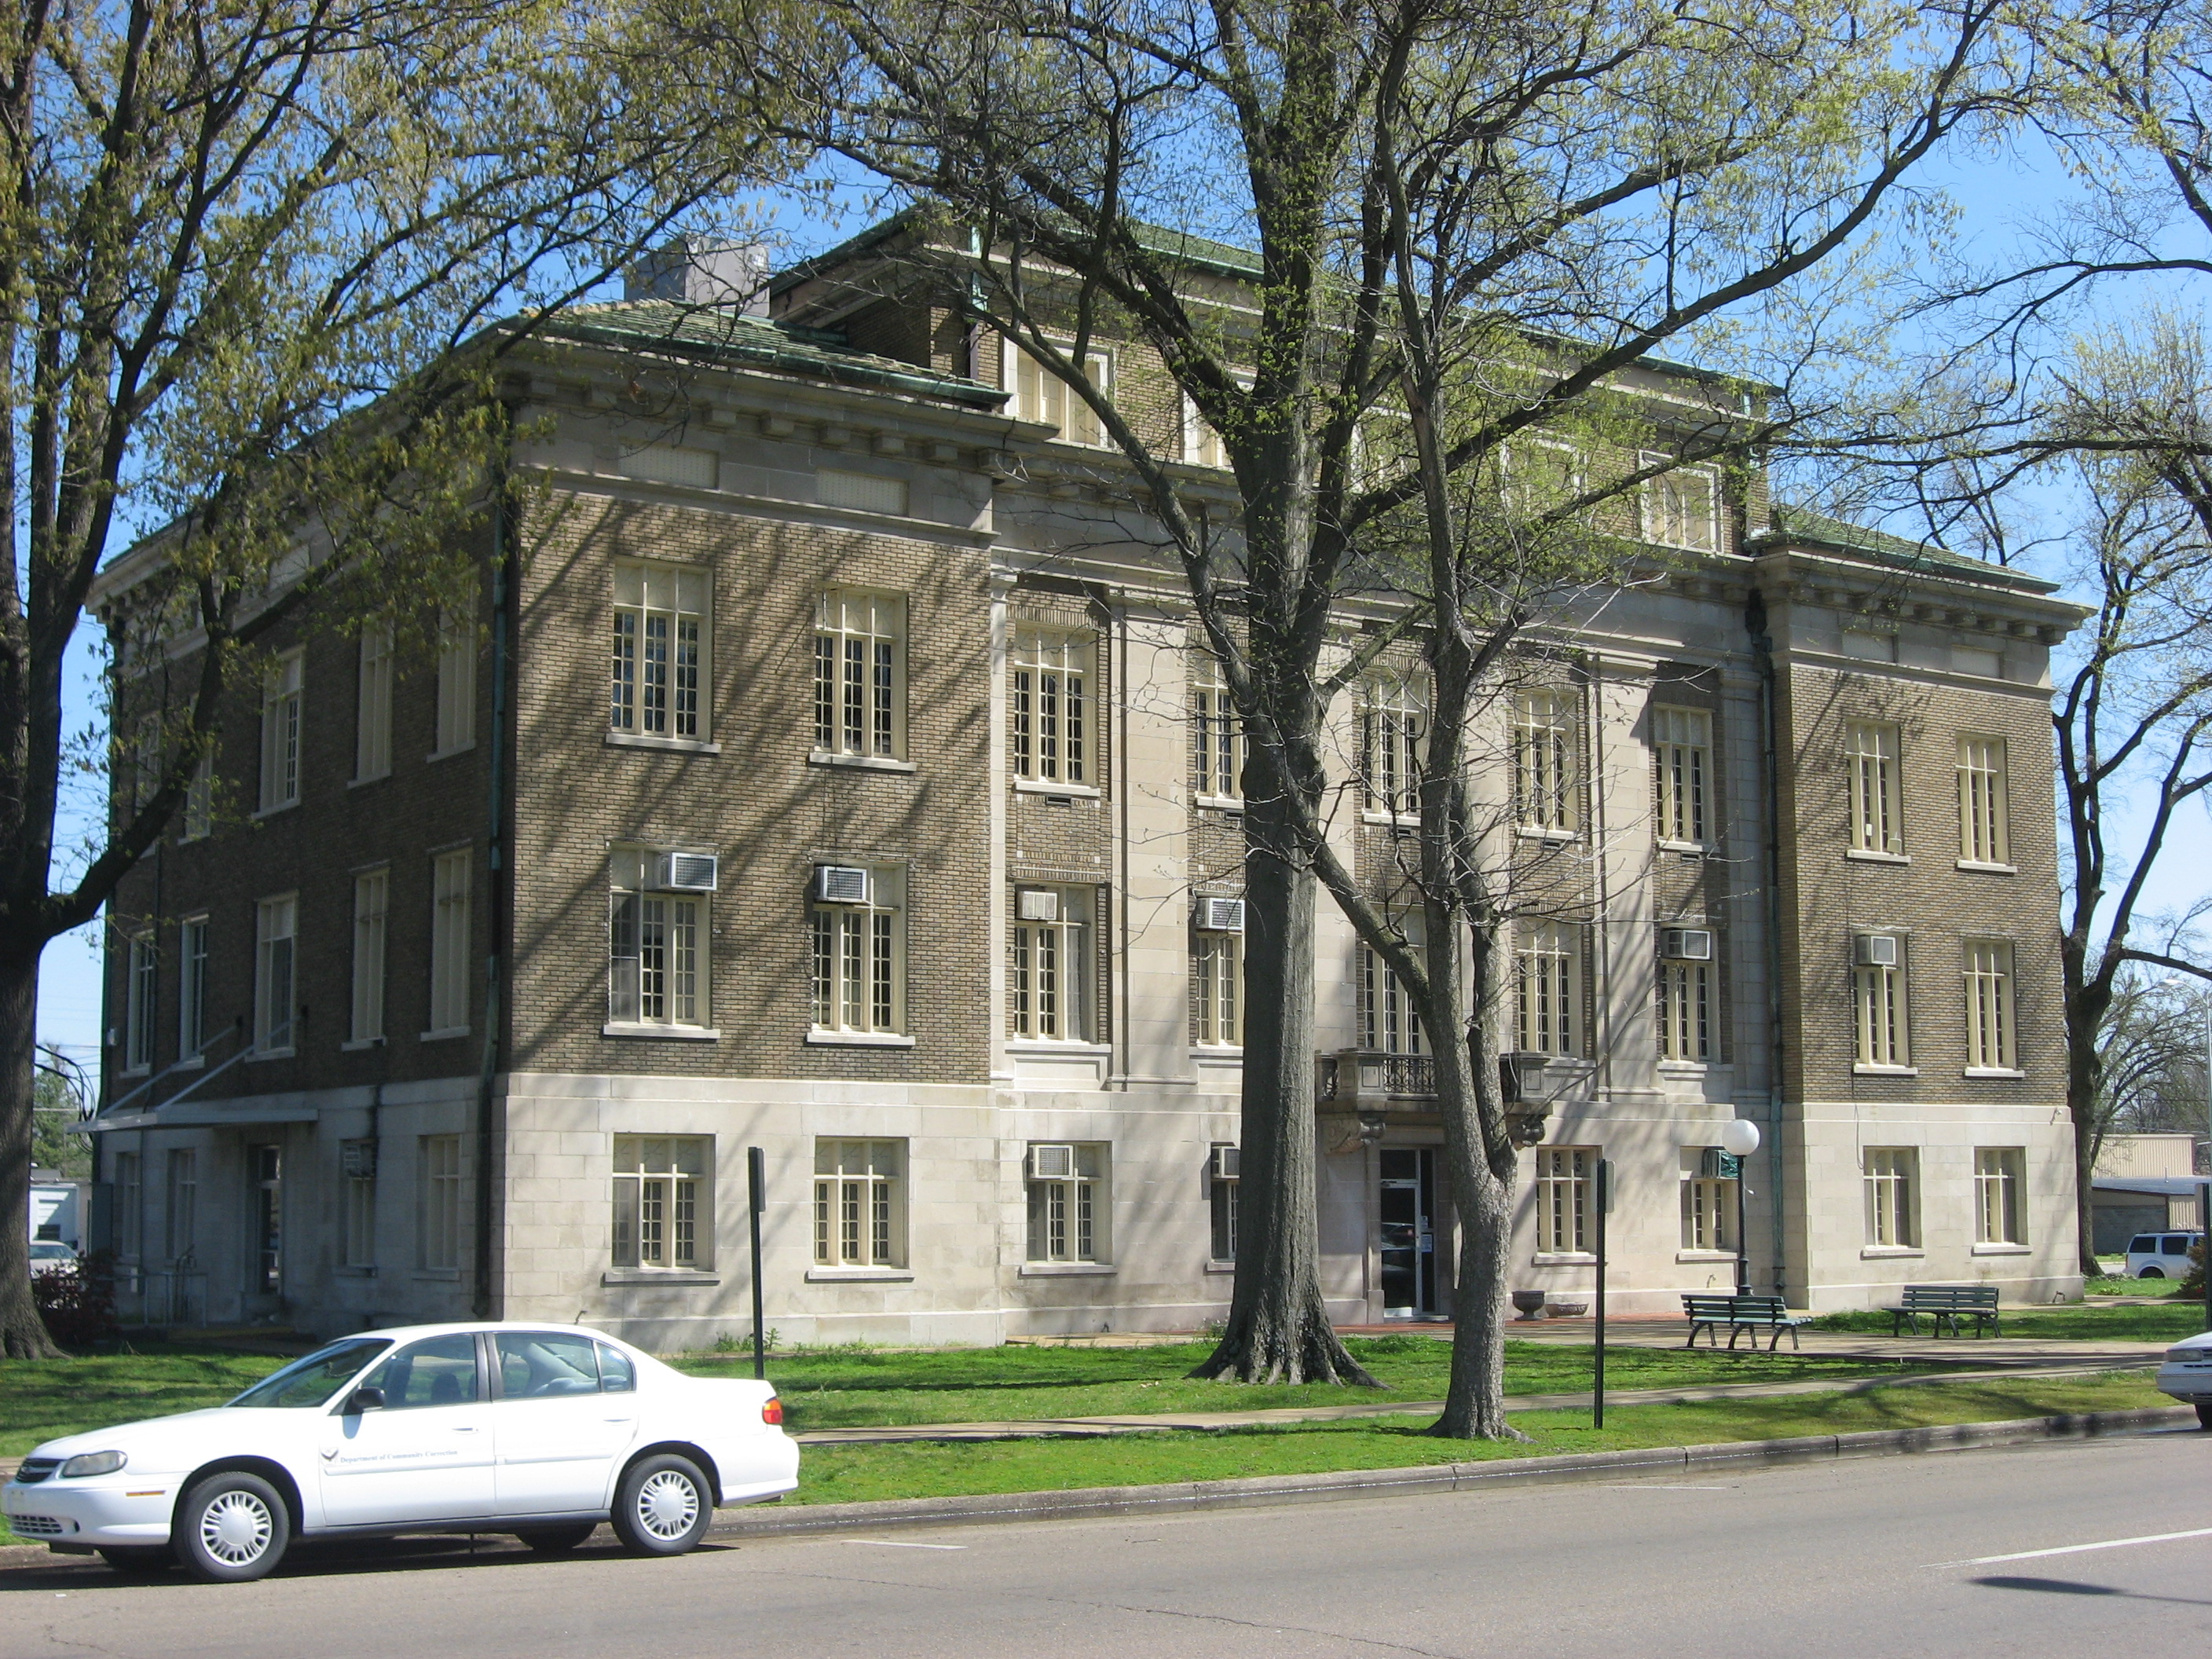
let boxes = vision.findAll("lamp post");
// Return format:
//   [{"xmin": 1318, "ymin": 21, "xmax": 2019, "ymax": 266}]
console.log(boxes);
[{"xmin": 1721, "ymin": 1119, "xmax": 1763, "ymax": 1297}]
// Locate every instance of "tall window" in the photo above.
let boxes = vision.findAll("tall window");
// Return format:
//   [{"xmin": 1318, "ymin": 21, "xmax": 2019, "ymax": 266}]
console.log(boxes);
[
  {"xmin": 1535, "ymin": 1147, "xmax": 1595, "ymax": 1254},
  {"xmin": 813, "ymin": 1139, "xmax": 904, "ymax": 1269},
  {"xmin": 350, "ymin": 870, "xmax": 388, "ymax": 1045},
  {"xmin": 1680, "ymin": 1149, "xmax": 1738, "ymax": 1251},
  {"xmin": 1853, "ymin": 939, "xmax": 1908, "ymax": 1067},
  {"xmin": 255, "ymin": 893, "xmax": 297, "ymax": 1054},
  {"xmin": 1194, "ymin": 931, "xmax": 1242, "ymax": 1047},
  {"xmin": 611, "ymin": 564, "xmax": 708, "ymax": 740},
  {"xmin": 1515, "ymin": 923, "xmax": 1577, "ymax": 1055},
  {"xmin": 258, "ymin": 650, "xmax": 303, "ymax": 812},
  {"xmin": 342, "ymin": 1142, "xmax": 375, "ymax": 1269},
  {"xmin": 1210, "ymin": 1145, "xmax": 1239, "ymax": 1262},
  {"xmin": 124, "ymin": 932, "xmax": 157, "ymax": 1073},
  {"xmin": 178, "ymin": 915, "xmax": 208, "ymax": 1060},
  {"xmin": 1639, "ymin": 456, "xmax": 1719, "ymax": 551},
  {"xmin": 1514, "ymin": 690, "xmax": 1579, "ymax": 832},
  {"xmin": 1009, "ymin": 338, "xmax": 1112, "ymax": 447},
  {"xmin": 1361, "ymin": 945, "xmax": 1423, "ymax": 1053},
  {"xmin": 164, "ymin": 1148, "xmax": 197, "ymax": 1262},
  {"xmin": 1192, "ymin": 658, "xmax": 1244, "ymax": 802},
  {"xmin": 1847, "ymin": 722, "xmax": 1903, "ymax": 854},
  {"xmin": 1652, "ymin": 706, "xmax": 1710, "ymax": 844},
  {"xmin": 1964, "ymin": 939, "xmax": 2015, "ymax": 1071},
  {"xmin": 813, "ymin": 591, "xmax": 905, "ymax": 760},
  {"xmin": 1364, "ymin": 679, "xmax": 1426, "ymax": 815},
  {"xmin": 1863, "ymin": 1147, "xmax": 1919, "ymax": 1247},
  {"xmin": 1011, "ymin": 632, "xmax": 1090, "ymax": 785},
  {"xmin": 609, "ymin": 849, "xmax": 707, "ymax": 1028},
  {"xmin": 420, "ymin": 1134, "xmax": 463, "ymax": 1269},
  {"xmin": 811, "ymin": 866, "xmax": 905, "ymax": 1035},
  {"xmin": 113, "ymin": 1151, "xmax": 141, "ymax": 1260},
  {"xmin": 434, "ymin": 610, "xmax": 476, "ymax": 756},
  {"xmin": 1010, "ymin": 887, "xmax": 1093, "ymax": 1041},
  {"xmin": 1957, "ymin": 735, "xmax": 2009, "ymax": 864},
  {"xmin": 1027, "ymin": 1142, "xmax": 1106, "ymax": 1262},
  {"xmin": 130, "ymin": 713, "xmax": 161, "ymax": 809},
  {"xmin": 1184, "ymin": 392, "xmax": 1229, "ymax": 469},
  {"xmin": 428, "ymin": 850, "xmax": 471, "ymax": 1035},
  {"xmin": 182, "ymin": 751, "xmax": 212, "ymax": 840},
  {"xmin": 1976, "ymin": 1147, "xmax": 2026, "ymax": 1245},
  {"xmin": 355, "ymin": 625, "xmax": 393, "ymax": 782},
  {"xmin": 613, "ymin": 1134, "xmax": 710, "ymax": 1270},
  {"xmin": 1657, "ymin": 957, "xmax": 1711, "ymax": 1061}
]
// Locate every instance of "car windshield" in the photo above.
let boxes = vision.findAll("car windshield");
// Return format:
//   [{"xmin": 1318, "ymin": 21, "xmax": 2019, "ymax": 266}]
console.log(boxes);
[
  {"xmin": 226, "ymin": 1338, "xmax": 391, "ymax": 1409},
  {"xmin": 31, "ymin": 1243, "xmax": 70, "ymax": 1258}
]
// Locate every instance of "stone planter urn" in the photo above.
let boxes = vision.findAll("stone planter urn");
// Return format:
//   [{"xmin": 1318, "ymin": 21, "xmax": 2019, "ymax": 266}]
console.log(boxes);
[
  {"xmin": 1546, "ymin": 1300, "xmax": 1589, "ymax": 1319},
  {"xmin": 1510, "ymin": 1289, "xmax": 1548, "ymax": 1320}
]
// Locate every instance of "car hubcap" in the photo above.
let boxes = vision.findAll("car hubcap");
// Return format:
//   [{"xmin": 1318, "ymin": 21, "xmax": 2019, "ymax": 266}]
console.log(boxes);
[
  {"xmin": 636, "ymin": 1470, "xmax": 698, "ymax": 1540},
  {"xmin": 200, "ymin": 1492, "xmax": 273, "ymax": 1565}
]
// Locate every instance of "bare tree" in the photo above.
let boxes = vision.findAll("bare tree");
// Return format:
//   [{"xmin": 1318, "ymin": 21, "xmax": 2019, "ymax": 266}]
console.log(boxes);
[{"xmin": 0, "ymin": 0, "xmax": 806, "ymax": 1357}]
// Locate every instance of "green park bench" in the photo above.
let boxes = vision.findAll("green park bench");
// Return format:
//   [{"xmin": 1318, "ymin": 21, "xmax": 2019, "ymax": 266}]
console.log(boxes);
[
  {"xmin": 1682, "ymin": 1293, "xmax": 1808, "ymax": 1352},
  {"xmin": 1884, "ymin": 1284, "xmax": 2003, "ymax": 1338}
]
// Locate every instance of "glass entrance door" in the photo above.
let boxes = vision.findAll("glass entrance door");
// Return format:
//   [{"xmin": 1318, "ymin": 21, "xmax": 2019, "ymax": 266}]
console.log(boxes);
[
  {"xmin": 1379, "ymin": 1148, "xmax": 1441, "ymax": 1319},
  {"xmin": 249, "ymin": 1144, "xmax": 282, "ymax": 1297}
]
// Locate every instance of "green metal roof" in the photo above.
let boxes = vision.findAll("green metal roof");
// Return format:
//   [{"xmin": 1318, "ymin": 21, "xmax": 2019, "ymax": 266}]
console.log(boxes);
[
  {"xmin": 1755, "ymin": 504, "xmax": 2059, "ymax": 595},
  {"xmin": 539, "ymin": 299, "xmax": 1005, "ymax": 409}
]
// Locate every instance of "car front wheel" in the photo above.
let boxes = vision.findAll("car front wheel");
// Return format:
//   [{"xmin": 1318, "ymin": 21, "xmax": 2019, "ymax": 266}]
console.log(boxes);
[
  {"xmin": 175, "ymin": 1471, "xmax": 291, "ymax": 1583},
  {"xmin": 610, "ymin": 1454, "xmax": 712, "ymax": 1557}
]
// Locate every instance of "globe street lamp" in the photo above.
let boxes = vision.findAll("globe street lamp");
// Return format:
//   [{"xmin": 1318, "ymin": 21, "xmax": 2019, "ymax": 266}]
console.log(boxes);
[{"xmin": 1721, "ymin": 1118, "xmax": 1763, "ymax": 1295}]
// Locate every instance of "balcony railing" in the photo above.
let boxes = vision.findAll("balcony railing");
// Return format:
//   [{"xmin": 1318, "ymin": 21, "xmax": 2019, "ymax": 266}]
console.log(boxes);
[{"xmin": 1315, "ymin": 1050, "xmax": 1437, "ymax": 1102}]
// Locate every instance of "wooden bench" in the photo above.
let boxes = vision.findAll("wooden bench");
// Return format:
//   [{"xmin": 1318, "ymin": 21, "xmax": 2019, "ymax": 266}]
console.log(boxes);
[
  {"xmin": 1884, "ymin": 1284, "xmax": 2002, "ymax": 1338},
  {"xmin": 1682, "ymin": 1293, "xmax": 1808, "ymax": 1351}
]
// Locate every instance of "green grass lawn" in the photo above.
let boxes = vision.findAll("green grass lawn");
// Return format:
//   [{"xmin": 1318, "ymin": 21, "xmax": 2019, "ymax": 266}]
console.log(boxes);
[
  {"xmin": 1809, "ymin": 1300, "xmax": 2206, "ymax": 1342},
  {"xmin": 669, "ymin": 1336, "xmax": 1948, "ymax": 1434},
  {"xmin": 0, "ymin": 1345, "xmax": 284, "ymax": 1458},
  {"xmin": 788, "ymin": 1371, "xmax": 2177, "ymax": 1506}
]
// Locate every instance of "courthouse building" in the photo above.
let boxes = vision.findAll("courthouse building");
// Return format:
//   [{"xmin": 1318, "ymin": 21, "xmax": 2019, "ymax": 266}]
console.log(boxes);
[{"xmin": 86, "ymin": 219, "xmax": 2089, "ymax": 1346}]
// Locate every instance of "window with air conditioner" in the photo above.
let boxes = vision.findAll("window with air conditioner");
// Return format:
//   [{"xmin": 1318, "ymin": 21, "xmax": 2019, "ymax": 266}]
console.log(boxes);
[
  {"xmin": 1010, "ymin": 886, "xmax": 1094, "ymax": 1042},
  {"xmin": 1027, "ymin": 1142, "xmax": 1108, "ymax": 1263},
  {"xmin": 1680, "ymin": 1148, "xmax": 1738, "ymax": 1252},
  {"xmin": 811, "ymin": 863, "xmax": 906, "ymax": 1037},
  {"xmin": 608, "ymin": 848, "xmax": 709, "ymax": 1031},
  {"xmin": 612, "ymin": 563, "xmax": 710, "ymax": 742},
  {"xmin": 613, "ymin": 1134, "xmax": 712, "ymax": 1270},
  {"xmin": 1010, "ymin": 632, "xmax": 1091, "ymax": 786},
  {"xmin": 1853, "ymin": 937, "xmax": 1908, "ymax": 1068},
  {"xmin": 813, "ymin": 1139, "xmax": 904, "ymax": 1269},
  {"xmin": 814, "ymin": 590, "xmax": 906, "ymax": 760}
]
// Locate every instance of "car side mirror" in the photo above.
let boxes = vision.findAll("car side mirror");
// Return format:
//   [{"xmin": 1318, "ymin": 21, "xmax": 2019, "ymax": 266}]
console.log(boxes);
[{"xmin": 342, "ymin": 1386, "xmax": 385, "ymax": 1415}]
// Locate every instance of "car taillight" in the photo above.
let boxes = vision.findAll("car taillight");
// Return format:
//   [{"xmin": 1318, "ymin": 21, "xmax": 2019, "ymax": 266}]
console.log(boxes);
[{"xmin": 761, "ymin": 1397, "xmax": 784, "ymax": 1426}]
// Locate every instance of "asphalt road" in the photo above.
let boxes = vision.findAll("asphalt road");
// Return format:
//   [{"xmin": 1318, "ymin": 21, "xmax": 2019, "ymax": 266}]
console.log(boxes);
[{"xmin": 6, "ymin": 1432, "xmax": 2211, "ymax": 1658}]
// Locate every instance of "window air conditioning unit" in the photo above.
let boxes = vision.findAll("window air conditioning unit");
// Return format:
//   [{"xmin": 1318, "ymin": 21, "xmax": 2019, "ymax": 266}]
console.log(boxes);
[
  {"xmin": 1030, "ymin": 1144, "xmax": 1077, "ymax": 1180},
  {"xmin": 814, "ymin": 865, "xmax": 870, "ymax": 905},
  {"xmin": 1016, "ymin": 888, "xmax": 1060, "ymax": 922},
  {"xmin": 1196, "ymin": 897, "xmax": 1246, "ymax": 932},
  {"xmin": 1662, "ymin": 928, "xmax": 1713, "ymax": 961},
  {"xmin": 656, "ymin": 851, "xmax": 719, "ymax": 892},
  {"xmin": 1854, "ymin": 933, "xmax": 1899, "ymax": 967},
  {"xmin": 1210, "ymin": 1144, "xmax": 1241, "ymax": 1181}
]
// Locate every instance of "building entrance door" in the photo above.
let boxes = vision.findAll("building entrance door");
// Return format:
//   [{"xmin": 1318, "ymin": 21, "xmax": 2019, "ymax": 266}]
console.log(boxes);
[
  {"xmin": 1379, "ymin": 1148, "xmax": 1442, "ymax": 1319},
  {"xmin": 248, "ymin": 1144, "xmax": 282, "ymax": 1299}
]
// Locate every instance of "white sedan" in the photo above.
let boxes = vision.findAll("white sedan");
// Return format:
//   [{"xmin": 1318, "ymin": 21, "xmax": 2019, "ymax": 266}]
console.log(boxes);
[
  {"xmin": 2155, "ymin": 1331, "xmax": 2212, "ymax": 1429},
  {"xmin": 2, "ymin": 1321, "xmax": 797, "ymax": 1581}
]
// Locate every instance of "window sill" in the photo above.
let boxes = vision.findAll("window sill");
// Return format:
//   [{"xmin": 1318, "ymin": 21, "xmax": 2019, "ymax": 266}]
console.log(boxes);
[
  {"xmin": 1203, "ymin": 1261, "xmax": 1236, "ymax": 1275},
  {"xmin": 346, "ymin": 771, "xmax": 390, "ymax": 790},
  {"xmin": 806, "ymin": 1267, "xmax": 914, "ymax": 1283},
  {"xmin": 419, "ymin": 1026, "xmax": 471, "ymax": 1043},
  {"xmin": 334, "ymin": 1265, "xmax": 379, "ymax": 1278},
  {"xmin": 1361, "ymin": 810, "xmax": 1421, "ymax": 828},
  {"xmin": 174, "ymin": 1056, "xmax": 205, "ymax": 1071},
  {"xmin": 606, "ymin": 731, "xmax": 723, "ymax": 756},
  {"xmin": 412, "ymin": 1268, "xmax": 462, "ymax": 1282},
  {"xmin": 1191, "ymin": 1045, "xmax": 1244, "ymax": 1057},
  {"xmin": 809, "ymin": 750, "xmax": 917, "ymax": 775},
  {"xmin": 602, "ymin": 1269, "xmax": 720, "ymax": 1287},
  {"xmin": 245, "ymin": 1047, "xmax": 295, "ymax": 1063},
  {"xmin": 1972, "ymin": 1243, "xmax": 2031, "ymax": 1256},
  {"xmin": 119, "ymin": 1065, "xmax": 150, "ymax": 1080},
  {"xmin": 1852, "ymin": 1064, "xmax": 1918, "ymax": 1077},
  {"xmin": 1956, "ymin": 860, "xmax": 2016, "ymax": 875},
  {"xmin": 1860, "ymin": 1247, "xmax": 1924, "ymax": 1259},
  {"xmin": 1657, "ymin": 840, "xmax": 1708, "ymax": 855},
  {"xmin": 1193, "ymin": 795, "xmax": 1244, "ymax": 813},
  {"xmin": 1020, "ymin": 1262, "xmax": 1115, "ymax": 1276},
  {"xmin": 426, "ymin": 741, "xmax": 476, "ymax": 764},
  {"xmin": 1845, "ymin": 848, "xmax": 1910, "ymax": 865},
  {"xmin": 1531, "ymin": 1252, "xmax": 1597, "ymax": 1266},
  {"xmin": 1008, "ymin": 1038, "xmax": 1111, "ymax": 1057},
  {"xmin": 1655, "ymin": 1060, "xmax": 1712, "ymax": 1075},
  {"xmin": 1964, "ymin": 1067, "xmax": 2025, "ymax": 1079},
  {"xmin": 1015, "ymin": 778, "xmax": 1100, "ymax": 799},
  {"xmin": 1677, "ymin": 1250, "xmax": 1739, "ymax": 1263},
  {"xmin": 340, "ymin": 1038, "xmax": 385, "ymax": 1053},
  {"xmin": 251, "ymin": 800, "xmax": 299, "ymax": 820},
  {"xmin": 808, "ymin": 1029, "xmax": 916, "ymax": 1048},
  {"xmin": 1515, "ymin": 826, "xmax": 1580, "ymax": 844},
  {"xmin": 602, "ymin": 1022, "xmax": 721, "ymax": 1041}
]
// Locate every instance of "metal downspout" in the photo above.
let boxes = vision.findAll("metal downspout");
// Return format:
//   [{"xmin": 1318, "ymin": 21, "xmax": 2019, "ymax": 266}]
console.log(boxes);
[
  {"xmin": 1747, "ymin": 588, "xmax": 1788, "ymax": 1301},
  {"xmin": 471, "ymin": 470, "xmax": 513, "ymax": 1320}
]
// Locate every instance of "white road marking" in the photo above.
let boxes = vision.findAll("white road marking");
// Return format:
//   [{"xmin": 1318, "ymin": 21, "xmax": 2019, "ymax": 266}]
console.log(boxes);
[
  {"xmin": 838, "ymin": 1538, "xmax": 968, "ymax": 1550},
  {"xmin": 1600, "ymin": 1484, "xmax": 1740, "ymax": 1492},
  {"xmin": 1927, "ymin": 1526, "xmax": 2212, "ymax": 1568}
]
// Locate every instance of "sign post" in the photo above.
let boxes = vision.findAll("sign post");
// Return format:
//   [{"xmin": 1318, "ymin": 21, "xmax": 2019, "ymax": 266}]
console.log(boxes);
[
  {"xmin": 1595, "ymin": 1157, "xmax": 1612, "ymax": 1430},
  {"xmin": 747, "ymin": 1145, "xmax": 767, "ymax": 1381}
]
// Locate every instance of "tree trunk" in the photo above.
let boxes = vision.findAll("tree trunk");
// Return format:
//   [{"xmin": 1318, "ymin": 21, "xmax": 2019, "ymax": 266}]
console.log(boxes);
[
  {"xmin": 2064, "ymin": 978, "xmax": 2108, "ymax": 1280},
  {"xmin": 1196, "ymin": 751, "xmax": 1375, "ymax": 1386},
  {"xmin": 0, "ymin": 942, "xmax": 63, "ymax": 1357}
]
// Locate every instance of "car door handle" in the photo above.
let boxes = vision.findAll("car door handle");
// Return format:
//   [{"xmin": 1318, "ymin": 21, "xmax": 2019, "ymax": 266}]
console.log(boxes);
[
  {"xmin": 450, "ymin": 1426, "xmax": 479, "ymax": 1433},
  {"xmin": 604, "ymin": 1416, "xmax": 634, "ymax": 1424}
]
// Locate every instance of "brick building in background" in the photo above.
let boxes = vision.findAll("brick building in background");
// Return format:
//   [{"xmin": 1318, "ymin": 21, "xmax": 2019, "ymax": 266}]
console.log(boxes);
[{"xmin": 86, "ymin": 219, "xmax": 2089, "ymax": 1346}]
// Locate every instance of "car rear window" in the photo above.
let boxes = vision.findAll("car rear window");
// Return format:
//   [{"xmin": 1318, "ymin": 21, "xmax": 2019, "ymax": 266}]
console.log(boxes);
[
  {"xmin": 227, "ymin": 1338, "xmax": 391, "ymax": 1408},
  {"xmin": 2130, "ymin": 1236, "xmax": 2157, "ymax": 1251}
]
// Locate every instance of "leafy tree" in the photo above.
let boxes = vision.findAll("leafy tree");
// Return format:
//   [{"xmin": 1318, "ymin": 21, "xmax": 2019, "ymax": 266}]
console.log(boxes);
[{"xmin": 0, "ymin": 0, "xmax": 804, "ymax": 1358}]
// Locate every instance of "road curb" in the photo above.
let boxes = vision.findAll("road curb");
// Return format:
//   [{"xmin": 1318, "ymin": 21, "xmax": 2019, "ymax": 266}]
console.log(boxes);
[{"xmin": 707, "ymin": 1404, "xmax": 2198, "ymax": 1540}]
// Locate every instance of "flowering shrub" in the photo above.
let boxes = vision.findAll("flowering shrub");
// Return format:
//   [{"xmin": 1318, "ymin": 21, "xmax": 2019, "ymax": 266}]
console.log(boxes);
[{"xmin": 34, "ymin": 1249, "xmax": 119, "ymax": 1350}]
